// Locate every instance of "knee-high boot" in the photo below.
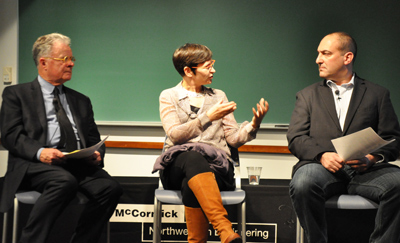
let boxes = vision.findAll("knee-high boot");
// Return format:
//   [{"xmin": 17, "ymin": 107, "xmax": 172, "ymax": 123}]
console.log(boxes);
[
  {"xmin": 185, "ymin": 206, "xmax": 209, "ymax": 243},
  {"xmin": 188, "ymin": 172, "xmax": 241, "ymax": 243}
]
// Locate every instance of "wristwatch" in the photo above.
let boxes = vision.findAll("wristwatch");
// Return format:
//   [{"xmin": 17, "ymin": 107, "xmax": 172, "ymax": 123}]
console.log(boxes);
[{"xmin": 371, "ymin": 153, "xmax": 385, "ymax": 163}]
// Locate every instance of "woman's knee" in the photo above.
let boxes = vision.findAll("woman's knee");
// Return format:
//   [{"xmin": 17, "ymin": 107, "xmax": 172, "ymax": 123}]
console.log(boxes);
[
  {"xmin": 176, "ymin": 151, "xmax": 211, "ymax": 178},
  {"xmin": 176, "ymin": 151, "xmax": 208, "ymax": 167}
]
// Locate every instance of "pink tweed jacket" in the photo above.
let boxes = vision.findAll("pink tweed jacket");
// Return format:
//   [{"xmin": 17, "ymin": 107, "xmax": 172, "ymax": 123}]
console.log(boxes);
[{"xmin": 159, "ymin": 81, "xmax": 258, "ymax": 158}]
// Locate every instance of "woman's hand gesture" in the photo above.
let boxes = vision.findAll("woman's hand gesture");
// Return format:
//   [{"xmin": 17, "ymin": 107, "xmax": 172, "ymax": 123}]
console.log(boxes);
[
  {"xmin": 207, "ymin": 99, "xmax": 237, "ymax": 121},
  {"xmin": 251, "ymin": 98, "xmax": 269, "ymax": 128}
]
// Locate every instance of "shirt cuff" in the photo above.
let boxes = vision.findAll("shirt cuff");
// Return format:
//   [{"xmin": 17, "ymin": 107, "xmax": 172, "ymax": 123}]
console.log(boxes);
[
  {"xmin": 245, "ymin": 122, "xmax": 257, "ymax": 133},
  {"xmin": 197, "ymin": 113, "xmax": 212, "ymax": 128},
  {"xmin": 36, "ymin": 148, "xmax": 45, "ymax": 161}
]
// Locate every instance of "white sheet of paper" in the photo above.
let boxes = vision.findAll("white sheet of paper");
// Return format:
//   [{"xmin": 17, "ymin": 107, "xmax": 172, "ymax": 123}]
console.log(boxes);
[
  {"xmin": 63, "ymin": 135, "xmax": 109, "ymax": 159},
  {"xmin": 331, "ymin": 127, "xmax": 394, "ymax": 161}
]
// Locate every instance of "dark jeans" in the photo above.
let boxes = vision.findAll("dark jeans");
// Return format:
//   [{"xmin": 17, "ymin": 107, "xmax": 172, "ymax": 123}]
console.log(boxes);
[{"xmin": 290, "ymin": 163, "xmax": 400, "ymax": 243}]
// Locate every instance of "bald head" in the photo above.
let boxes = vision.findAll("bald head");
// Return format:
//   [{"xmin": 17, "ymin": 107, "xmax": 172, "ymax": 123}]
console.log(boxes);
[{"xmin": 324, "ymin": 32, "xmax": 357, "ymax": 65}]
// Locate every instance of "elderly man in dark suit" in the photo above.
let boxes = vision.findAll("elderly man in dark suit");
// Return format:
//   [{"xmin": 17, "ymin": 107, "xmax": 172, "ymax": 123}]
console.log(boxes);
[
  {"xmin": 0, "ymin": 33, "xmax": 122, "ymax": 243},
  {"xmin": 287, "ymin": 32, "xmax": 400, "ymax": 243}
]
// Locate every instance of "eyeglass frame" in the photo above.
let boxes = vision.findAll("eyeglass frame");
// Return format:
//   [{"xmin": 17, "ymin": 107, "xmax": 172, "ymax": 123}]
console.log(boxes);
[
  {"xmin": 43, "ymin": 56, "xmax": 76, "ymax": 63},
  {"xmin": 191, "ymin": 59, "xmax": 215, "ymax": 71}
]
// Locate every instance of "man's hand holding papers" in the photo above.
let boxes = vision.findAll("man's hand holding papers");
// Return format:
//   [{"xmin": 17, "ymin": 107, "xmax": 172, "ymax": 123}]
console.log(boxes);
[
  {"xmin": 63, "ymin": 136, "xmax": 108, "ymax": 165},
  {"xmin": 331, "ymin": 128, "xmax": 394, "ymax": 172}
]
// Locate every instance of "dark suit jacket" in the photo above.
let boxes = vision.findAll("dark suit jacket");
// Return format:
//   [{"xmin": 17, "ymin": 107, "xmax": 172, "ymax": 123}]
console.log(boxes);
[
  {"xmin": 287, "ymin": 75, "xmax": 400, "ymax": 175},
  {"xmin": 0, "ymin": 78, "xmax": 105, "ymax": 212}
]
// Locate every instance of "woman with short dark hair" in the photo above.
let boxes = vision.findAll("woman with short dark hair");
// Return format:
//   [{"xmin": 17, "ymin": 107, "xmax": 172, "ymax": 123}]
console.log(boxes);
[{"xmin": 153, "ymin": 43, "xmax": 269, "ymax": 243}]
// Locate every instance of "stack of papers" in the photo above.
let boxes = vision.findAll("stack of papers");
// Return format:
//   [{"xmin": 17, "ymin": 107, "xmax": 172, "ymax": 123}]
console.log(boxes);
[
  {"xmin": 63, "ymin": 136, "xmax": 109, "ymax": 159},
  {"xmin": 331, "ymin": 127, "xmax": 394, "ymax": 161}
]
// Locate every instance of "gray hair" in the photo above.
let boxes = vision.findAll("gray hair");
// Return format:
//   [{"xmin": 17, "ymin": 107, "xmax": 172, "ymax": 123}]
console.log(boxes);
[{"xmin": 32, "ymin": 33, "xmax": 71, "ymax": 66}]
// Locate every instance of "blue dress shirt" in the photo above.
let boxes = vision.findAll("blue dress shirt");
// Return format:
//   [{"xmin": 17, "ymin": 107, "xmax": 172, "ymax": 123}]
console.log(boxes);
[{"xmin": 36, "ymin": 76, "xmax": 80, "ymax": 160}]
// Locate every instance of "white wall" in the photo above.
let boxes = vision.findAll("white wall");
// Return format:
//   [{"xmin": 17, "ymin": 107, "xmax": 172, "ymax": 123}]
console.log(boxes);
[
  {"xmin": 0, "ymin": 0, "xmax": 18, "ymax": 176},
  {"xmin": 97, "ymin": 122, "xmax": 297, "ymax": 180},
  {"xmin": 0, "ymin": 0, "xmax": 18, "ymax": 95},
  {"xmin": 97, "ymin": 122, "xmax": 400, "ymax": 180}
]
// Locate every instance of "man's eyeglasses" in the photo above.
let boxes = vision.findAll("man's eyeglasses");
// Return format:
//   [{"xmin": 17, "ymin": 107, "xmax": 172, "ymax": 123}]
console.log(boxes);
[
  {"xmin": 44, "ymin": 56, "xmax": 76, "ymax": 63},
  {"xmin": 191, "ymin": 59, "xmax": 215, "ymax": 71}
]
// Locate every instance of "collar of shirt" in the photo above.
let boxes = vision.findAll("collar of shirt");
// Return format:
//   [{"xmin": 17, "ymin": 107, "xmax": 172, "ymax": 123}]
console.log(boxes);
[
  {"xmin": 176, "ymin": 81, "xmax": 213, "ymax": 100},
  {"xmin": 37, "ymin": 75, "xmax": 80, "ymax": 148},
  {"xmin": 326, "ymin": 74, "xmax": 355, "ymax": 94},
  {"xmin": 326, "ymin": 74, "xmax": 355, "ymax": 130},
  {"xmin": 38, "ymin": 75, "xmax": 63, "ymax": 94}
]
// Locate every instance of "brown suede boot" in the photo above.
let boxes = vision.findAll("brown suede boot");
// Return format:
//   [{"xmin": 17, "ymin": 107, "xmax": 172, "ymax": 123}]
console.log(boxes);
[
  {"xmin": 188, "ymin": 172, "xmax": 242, "ymax": 243},
  {"xmin": 185, "ymin": 206, "xmax": 209, "ymax": 243}
]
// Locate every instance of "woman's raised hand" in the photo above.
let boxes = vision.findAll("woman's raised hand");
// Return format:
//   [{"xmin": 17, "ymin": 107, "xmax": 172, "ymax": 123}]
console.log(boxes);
[
  {"xmin": 251, "ymin": 98, "xmax": 269, "ymax": 128},
  {"xmin": 206, "ymin": 99, "xmax": 237, "ymax": 121}
]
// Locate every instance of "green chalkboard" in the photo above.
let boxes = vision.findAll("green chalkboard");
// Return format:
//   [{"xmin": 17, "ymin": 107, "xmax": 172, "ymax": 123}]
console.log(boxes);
[{"xmin": 18, "ymin": 0, "xmax": 400, "ymax": 123}]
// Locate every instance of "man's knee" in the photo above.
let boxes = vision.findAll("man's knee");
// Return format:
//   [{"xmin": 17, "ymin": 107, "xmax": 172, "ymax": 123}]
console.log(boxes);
[
  {"xmin": 385, "ymin": 171, "xmax": 400, "ymax": 199},
  {"xmin": 108, "ymin": 180, "xmax": 123, "ymax": 199},
  {"xmin": 48, "ymin": 172, "xmax": 79, "ymax": 193},
  {"xmin": 290, "ymin": 173, "xmax": 317, "ymax": 198},
  {"xmin": 290, "ymin": 164, "xmax": 329, "ymax": 197}
]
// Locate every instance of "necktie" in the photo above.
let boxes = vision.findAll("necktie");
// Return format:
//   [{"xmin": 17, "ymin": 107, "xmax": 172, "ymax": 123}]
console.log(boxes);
[{"xmin": 53, "ymin": 87, "xmax": 77, "ymax": 152}]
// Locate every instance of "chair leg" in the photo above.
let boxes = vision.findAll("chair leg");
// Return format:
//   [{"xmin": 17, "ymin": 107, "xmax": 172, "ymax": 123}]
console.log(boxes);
[
  {"xmin": 12, "ymin": 198, "xmax": 19, "ymax": 243},
  {"xmin": 2, "ymin": 212, "xmax": 7, "ymax": 243},
  {"xmin": 296, "ymin": 217, "xmax": 304, "ymax": 243},
  {"xmin": 153, "ymin": 198, "xmax": 162, "ymax": 243},
  {"xmin": 236, "ymin": 205, "xmax": 241, "ymax": 237},
  {"xmin": 107, "ymin": 221, "xmax": 110, "ymax": 243},
  {"xmin": 235, "ymin": 201, "xmax": 246, "ymax": 243},
  {"xmin": 240, "ymin": 201, "xmax": 246, "ymax": 243}
]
